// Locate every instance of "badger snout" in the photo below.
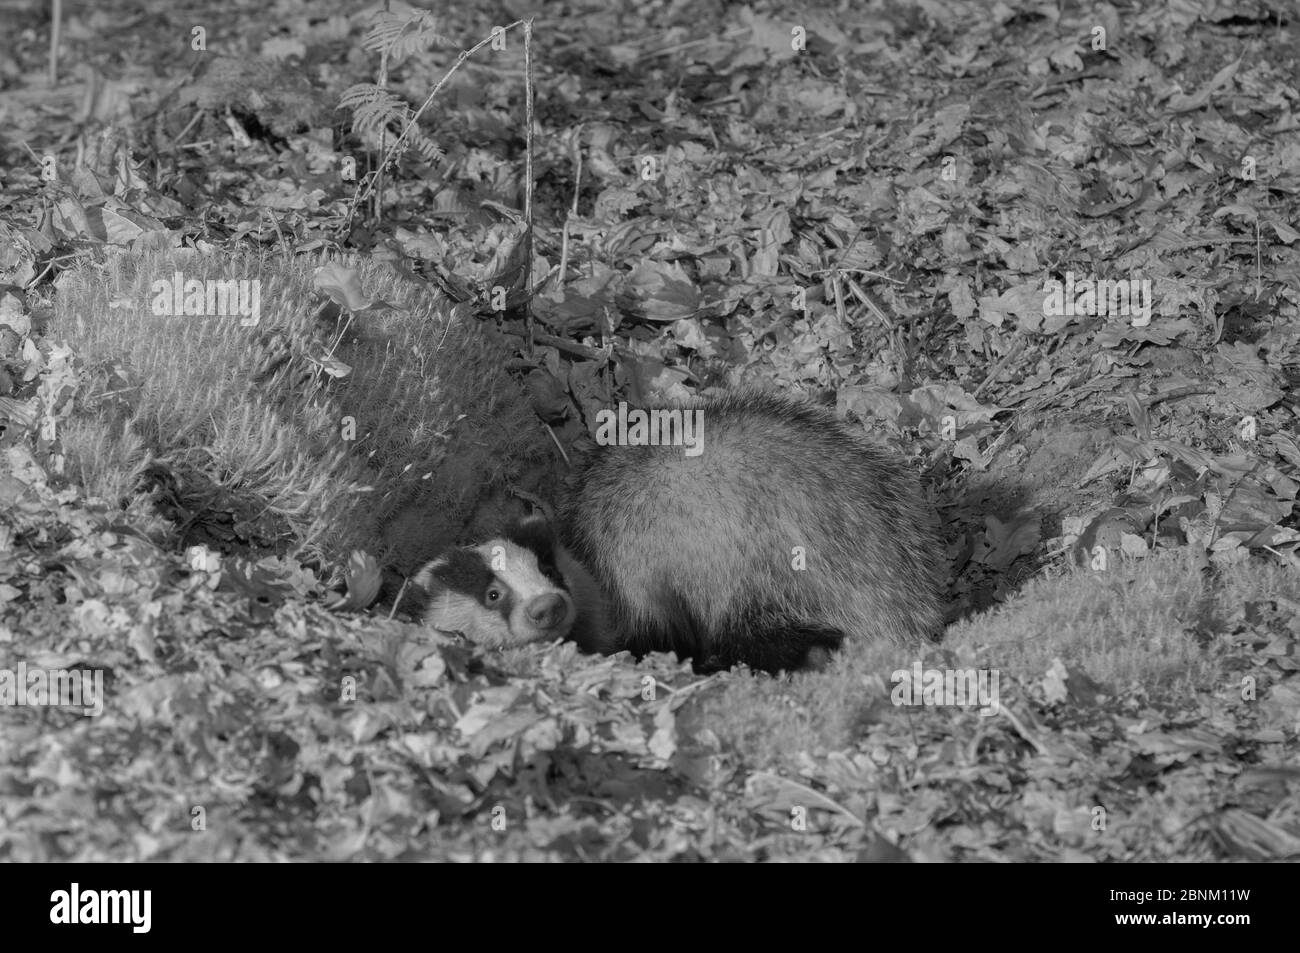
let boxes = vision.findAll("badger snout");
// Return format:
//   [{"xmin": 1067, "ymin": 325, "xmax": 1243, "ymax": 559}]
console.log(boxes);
[{"xmin": 525, "ymin": 592, "xmax": 572, "ymax": 632}]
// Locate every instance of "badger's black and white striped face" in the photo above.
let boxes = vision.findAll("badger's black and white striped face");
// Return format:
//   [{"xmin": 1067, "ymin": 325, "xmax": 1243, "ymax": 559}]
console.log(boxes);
[{"xmin": 415, "ymin": 520, "xmax": 577, "ymax": 648}]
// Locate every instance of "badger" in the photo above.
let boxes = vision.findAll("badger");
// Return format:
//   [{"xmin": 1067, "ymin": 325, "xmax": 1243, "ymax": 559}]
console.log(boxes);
[
  {"xmin": 414, "ymin": 517, "xmax": 604, "ymax": 648},
  {"xmin": 416, "ymin": 391, "xmax": 945, "ymax": 673},
  {"xmin": 559, "ymin": 390, "xmax": 946, "ymax": 673}
]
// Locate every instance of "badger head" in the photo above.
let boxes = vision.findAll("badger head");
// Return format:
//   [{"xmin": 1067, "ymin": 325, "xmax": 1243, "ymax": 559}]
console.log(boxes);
[{"xmin": 414, "ymin": 518, "xmax": 577, "ymax": 647}]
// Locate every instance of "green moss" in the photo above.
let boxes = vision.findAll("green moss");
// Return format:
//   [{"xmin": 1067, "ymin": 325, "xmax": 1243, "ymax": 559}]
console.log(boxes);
[{"xmin": 53, "ymin": 247, "xmax": 549, "ymax": 573}]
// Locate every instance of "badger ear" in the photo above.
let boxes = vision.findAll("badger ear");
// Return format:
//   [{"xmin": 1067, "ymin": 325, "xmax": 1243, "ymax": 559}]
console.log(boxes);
[
  {"xmin": 411, "ymin": 557, "xmax": 442, "ymax": 594},
  {"xmin": 504, "ymin": 514, "xmax": 557, "ymax": 551}
]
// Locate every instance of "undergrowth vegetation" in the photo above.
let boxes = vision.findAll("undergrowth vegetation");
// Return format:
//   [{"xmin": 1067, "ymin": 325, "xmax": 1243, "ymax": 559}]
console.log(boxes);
[
  {"xmin": 54, "ymin": 248, "xmax": 548, "ymax": 573},
  {"xmin": 0, "ymin": 0, "xmax": 1297, "ymax": 863}
]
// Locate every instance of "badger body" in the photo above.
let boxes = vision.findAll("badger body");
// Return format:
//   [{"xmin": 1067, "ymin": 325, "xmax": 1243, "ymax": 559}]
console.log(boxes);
[
  {"xmin": 415, "ymin": 517, "xmax": 605, "ymax": 648},
  {"xmin": 560, "ymin": 391, "xmax": 945, "ymax": 673}
]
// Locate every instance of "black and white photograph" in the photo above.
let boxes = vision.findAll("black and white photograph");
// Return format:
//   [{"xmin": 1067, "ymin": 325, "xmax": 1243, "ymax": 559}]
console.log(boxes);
[{"xmin": 0, "ymin": 0, "xmax": 1295, "ymax": 913}]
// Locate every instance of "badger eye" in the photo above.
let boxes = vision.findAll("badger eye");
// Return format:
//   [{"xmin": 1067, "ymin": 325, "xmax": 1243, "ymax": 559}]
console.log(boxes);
[{"xmin": 486, "ymin": 585, "xmax": 504, "ymax": 604}]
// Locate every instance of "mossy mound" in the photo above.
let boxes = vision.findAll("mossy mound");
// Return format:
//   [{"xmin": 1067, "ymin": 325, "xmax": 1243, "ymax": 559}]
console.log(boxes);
[{"xmin": 53, "ymin": 247, "xmax": 550, "ymax": 575}]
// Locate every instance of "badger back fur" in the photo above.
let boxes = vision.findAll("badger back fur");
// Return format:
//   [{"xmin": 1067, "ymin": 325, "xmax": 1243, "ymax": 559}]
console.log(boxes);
[
  {"xmin": 414, "ymin": 517, "xmax": 601, "ymax": 648},
  {"xmin": 561, "ymin": 391, "xmax": 945, "ymax": 673}
]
